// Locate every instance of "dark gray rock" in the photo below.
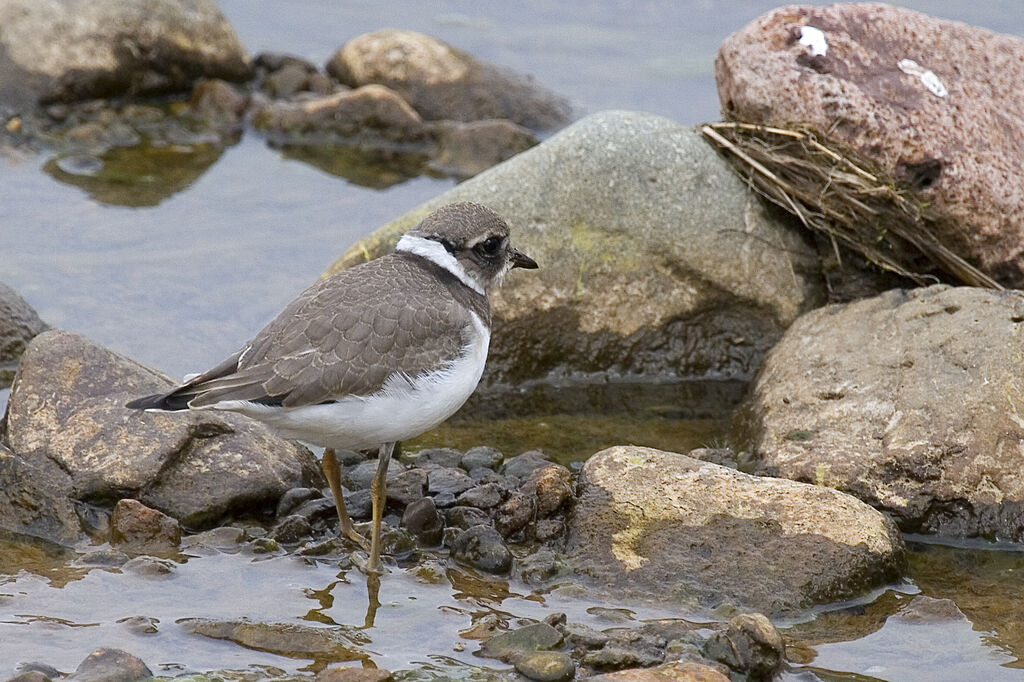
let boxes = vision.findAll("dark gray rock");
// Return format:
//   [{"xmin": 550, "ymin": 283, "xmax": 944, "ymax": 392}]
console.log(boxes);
[
  {"xmin": 480, "ymin": 622, "xmax": 564, "ymax": 662},
  {"xmin": 292, "ymin": 497, "xmax": 337, "ymax": 523},
  {"xmin": 582, "ymin": 628, "xmax": 666, "ymax": 670},
  {"xmin": 0, "ymin": 0, "xmax": 250, "ymax": 111},
  {"xmin": 461, "ymin": 446, "xmax": 503, "ymax": 471},
  {"xmin": 429, "ymin": 119, "xmax": 537, "ymax": 179},
  {"xmin": 271, "ymin": 514, "xmax": 313, "ymax": 544},
  {"xmin": 0, "ymin": 281, "xmax": 48, "ymax": 387},
  {"xmin": 451, "ymin": 524, "xmax": 512, "ymax": 574},
  {"xmin": 110, "ymin": 498, "xmax": 181, "ymax": 554},
  {"xmin": 344, "ymin": 489, "xmax": 373, "ymax": 520},
  {"xmin": 343, "ymin": 458, "xmax": 406, "ymax": 490},
  {"xmin": 501, "ymin": 450, "xmax": 552, "ymax": 481},
  {"xmin": 703, "ymin": 613, "xmax": 785, "ymax": 680},
  {"xmin": 433, "ymin": 491, "xmax": 457, "ymax": 509},
  {"xmin": 0, "ymin": 444, "xmax": 83, "ymax": 544},
  {"xmin": 276, "ymin": 487, "xmax": 322, "ymax": 518},
  {"xmin": 534, "ymin": 519, "xmax": 565, "ymax": 543},
  {"xmin": 69, "ymin": 647, "xmax": 152, "ymax": 682},
  {"xmin": 427, "ymin": 466, "xmax": 475, "ymax": 496},
  {"xmin": 567, "ymin": 446, "xmax": 906, "ymax": 616},
  {"xmin": 445, "ymin": 505, "xmax": 490, "ymax": 530},
  {"xmin": 735, "ymin": 286, "xmax": 1024, "ymax": 540},
  {"xmin": 3, "ymin": 330, "xmax": 324, "ymax": 527},
  {"xmin": 457, "ymin": 482, "xmax": 504, "ymax": 509},
  {"xmin": 400, "ymin": 497, "xmax": 443, "ymax": 546},
  {"xmin": 327, "ymin": 29, "xmax": 570, "ymax": 130},
  {"xmin": 407, "ymin": 447, "xmax": 464, "ymax": 469},
  {"xmin": 386, "ymin": 468, "xmax": 427, "ymax": 506},
  {"xmin": 494, "ymin": 491, "xmax": 535, "ymax": 538}
]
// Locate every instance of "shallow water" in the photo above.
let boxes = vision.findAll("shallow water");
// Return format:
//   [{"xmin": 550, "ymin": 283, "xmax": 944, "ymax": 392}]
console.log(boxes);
[{"xmin": 3, "ymin": 0, "xmax": 1024, "ymax": 678}]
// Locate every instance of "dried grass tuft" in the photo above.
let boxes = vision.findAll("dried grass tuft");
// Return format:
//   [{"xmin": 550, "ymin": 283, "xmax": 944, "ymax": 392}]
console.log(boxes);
[{"xmin": 701, "ymin": 122, "xmax": 1000, "ymax": 289}]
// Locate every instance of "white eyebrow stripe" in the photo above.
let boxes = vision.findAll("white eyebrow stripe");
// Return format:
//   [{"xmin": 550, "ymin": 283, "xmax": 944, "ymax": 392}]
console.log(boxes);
[{"xmin": 395, "ymin": 234, "xmax": 485, "ymax": 295}]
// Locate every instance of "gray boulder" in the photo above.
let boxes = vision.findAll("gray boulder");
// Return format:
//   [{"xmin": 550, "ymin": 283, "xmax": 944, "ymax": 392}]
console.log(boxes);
[
  {"xmin": 734, "ymin": 285, "xmax": 1024, "ymax": 541},
  {"xmin": 0, "ymin": 281, "xmax": 48, "ymax": 387},
  {"xmin": 0, "ymin": 0, "xmax": 250, "ymax": 111},
  {"xmin": 326, "ymin": 29, "xmax": 570, "ymax": 130},
  {"xmin": 566, "ymin": 446, "xmax": 905, "ymax": 616},
  {"xmin": 325, "ymin": 111, "xmax": 823, "ymax": 386},
  {"xmin": 0, "ymin": 443, "xmax": 83, "ymax": 544},
  {"xmin": 4, "ymin": 330, "xmax": 323, "ymax": 527}
]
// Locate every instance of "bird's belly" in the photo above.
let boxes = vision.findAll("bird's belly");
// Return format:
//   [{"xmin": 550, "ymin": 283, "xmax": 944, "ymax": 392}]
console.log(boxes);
[{"xmin": 216, "ymin": 330, "xmax": 489, "ymax": 450}]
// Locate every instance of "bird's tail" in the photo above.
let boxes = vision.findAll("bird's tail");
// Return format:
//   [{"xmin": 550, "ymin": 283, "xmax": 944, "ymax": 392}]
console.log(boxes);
[{"xmin": 125, "ymin": 390, "xmax": 191, "ymax": 411}]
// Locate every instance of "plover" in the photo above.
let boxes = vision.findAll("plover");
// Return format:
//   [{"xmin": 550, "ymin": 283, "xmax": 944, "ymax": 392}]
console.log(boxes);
[{"xmin": 127, "ymin": 202, "xmax": 537, "ymax": 572}]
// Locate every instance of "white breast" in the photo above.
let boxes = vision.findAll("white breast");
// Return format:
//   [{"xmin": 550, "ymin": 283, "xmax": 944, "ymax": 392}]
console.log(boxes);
[{"xmin": 205, "ymin": 312, "xmax": 490, "ymax": 450}]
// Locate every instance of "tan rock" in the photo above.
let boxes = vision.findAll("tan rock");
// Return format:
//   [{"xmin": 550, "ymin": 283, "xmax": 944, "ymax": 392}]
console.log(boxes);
[
  {"xmin": 734, "ymin": 285, "xmax": 1024, "ymax": 540},
  {"xmin": 567, "ymin": 446, "xmax": 905, "ymax": 615}
]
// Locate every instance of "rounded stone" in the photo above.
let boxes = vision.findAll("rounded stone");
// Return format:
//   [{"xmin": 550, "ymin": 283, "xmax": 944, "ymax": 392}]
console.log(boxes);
[{"xmin": 451, "ymin": 525, "xmax": 512, "ymax": 574}]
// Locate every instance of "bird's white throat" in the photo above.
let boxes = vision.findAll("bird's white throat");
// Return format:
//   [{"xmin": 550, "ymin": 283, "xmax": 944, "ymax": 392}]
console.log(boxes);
[{"xmin": 396, "ymin": 234, "xmax": 485, "ymax": 295}]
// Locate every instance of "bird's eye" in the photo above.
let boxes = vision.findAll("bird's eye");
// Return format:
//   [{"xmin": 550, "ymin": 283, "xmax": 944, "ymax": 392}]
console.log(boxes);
[{"xmin": 476, "ymin": 236, "xmax": 503, "ymax": 258}]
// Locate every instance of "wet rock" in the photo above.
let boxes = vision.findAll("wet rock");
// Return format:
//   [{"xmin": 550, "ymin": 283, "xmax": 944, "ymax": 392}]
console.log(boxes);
[
  {"xmin": 893, "ymin": 595, "xmax": 967, "ymax": 624},
  {"xmin": 181, "ymin": 618, "xmax": 370, "ymax": 660},
  {"xmin": 292, "ymin": 497, "xmax": 337, "ymax": 524},
  {"xmin": 0, "ymin": 0, "xmax": 250, "ymax": 112},
  {"xmin": 446, "ymin": 505, "xmax": 491, "ymax": 530},
  {"xmin": 327, "ymin": 29, "xmax": 570, "ymax": 130},
  {"xmin": 513, "ymin": 651, "xmax": 575, "ymax": 682},
  {"xmin": 343, "ymin": 458, "xmax": 406, "ymax": 490},
  {"xmin": 501, "ymin": 450, "xmax": 553, "ymax": 482},
  {"xmin": 567, "ymin": 446, "xmax": 906, "ymax": 615},
  {"xmin": 326, "ymin": 111, "xmax": 823, "ymax": 386},
  {"xmin": 118, "ymin": 616, "xmax": 159, "ymax": 635},
  {"xmin": 519, "ymin": 548, "xmax": 566, "ymax": 584},
  {"xmin": 400, "ymin": 497, "xmax": 444, "ymax": 546},
  {"xmin": 407, "ymin": 447, "xmax": 464, "ymax": 469},
  {"xmin": 14, "ymin": 664, "xmax": 63, "ymax": 682},
  {"xmin": 253, "ymin": 85, "xmax": 432, "ymax": 145},
  {"xmin": 344, "ymin": 489, "xmax": 373, "ymax": 520},
  {"xmin": 3, "ymin": 330, "xmax": 324, "ymax": 527},
  {"xmin": 432, "ymin": 491, "xmax": 457, "ymax": 509},
  {"xmin": 583, "ymin": 629, "xmax": 666, "ymax": 670},
  {"xmin": 0, "ymin": 281, "xmax": 48, "ymax": 387},
  {"xmin": 122, "ymin": 555, "xmax": 175, "ymax": 578},
  {"xmin": 564, "ymin": 622, "xmax": 610, "ymax": 650},
  {"xmin": 427, "ymin": 466, "xmax": 475, "ymax": 496},
  {"xmin": 457, "ymin": 482, "xmax": 504, "ymax": 509},
  {"xmin": 735, "ymin": 285, "xmax": 1024, "ymax": 541},
  {"xmin": 187, "ymin": 79, "xmax": 249, "ymax": 127},
  {"xmin": 316, "ymin": 667, "xmax": 393, "ymax": 682},
  {"xmin": 522, "ymin": 464, "xmax": 573, "ymax": 516},
  {"xmin": 535, "ymin": 519, "xmax": 565, "ymax": 543},
  {"xmin": 8, "ymin": 671, "xmax": 54, "ymax": 682},
  {"xmin": 386, "ymin": 468, "xmax": 428, "ymax": 506},
  {"xmin": 271, "ymin": 514, "xmax": 313, "ymax": 544},
  {"xmin": 480, "ymin": 622, "xmax": 564, "ymax": 661},
  {"xmin": 494, "ymin": 491, "xmax": 536, "ymax": 538},
  {"xmin": 717, "ymin": 4, "xmax": 1024, "ymax": 288},
  {"xmin": 461, "ymin": 446, "xmax": 503, "ymax": 471},
  {"xmin": 451, "ymin": 524, "xmax": 512, "ymax": 574},
  {"xmin": 703, "ymin": 613, "xmax": 784, "ymax": 680},
  {"xmin": 76, "ymin": 548, "xmax": 130, "ymax": 568},
  {"xmin": 69, "ymin": 648, "xmax": 152, "ymax": 682},
  {"xmin": 276, "ymin": 487, "xmax": 322, "ymax": 518},
  {"xmin": 110, "ymin": 498, "xmax": 181, "ymax": 554},
  {"xmin": 180, "ymin": 526, "xmax": 245, "ymax": 550},
  {"xmin": 429, "ymin": 119, "xmax": 537, "ymax": 179},
  {"xmin": 588, "ymin": 662, "xmax": 730, "ymax": 681},
  {"xmin": 0, "ymin": 444, "xmax": 83, "ymax": 544}
]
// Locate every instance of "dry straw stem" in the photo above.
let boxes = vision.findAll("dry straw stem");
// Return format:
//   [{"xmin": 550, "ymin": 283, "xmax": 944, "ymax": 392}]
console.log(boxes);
[{"xmin": 701, "ymin": 121, "xmax": 1001, "ymax": 290}]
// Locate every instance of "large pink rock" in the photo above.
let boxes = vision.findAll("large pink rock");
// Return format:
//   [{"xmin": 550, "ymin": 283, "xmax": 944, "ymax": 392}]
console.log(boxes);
[{"xmin": 716, "ymin": 3, "xmax": 1024, "ymax": 287}]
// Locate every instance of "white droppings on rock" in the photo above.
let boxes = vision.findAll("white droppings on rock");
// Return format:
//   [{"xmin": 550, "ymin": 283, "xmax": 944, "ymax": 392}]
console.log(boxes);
[
  {"xmin": 798, "ymin": 25, "xmax": 828, "ymax": 57},
  {"xmin": 898, "ymin": 58, "xmax": 948, "ymax": 97}
]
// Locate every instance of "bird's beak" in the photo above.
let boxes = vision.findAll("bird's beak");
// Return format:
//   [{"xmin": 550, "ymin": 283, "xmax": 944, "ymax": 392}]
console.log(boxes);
[{"xmin": 510, "ymin": 247, "xmax": 538, "ymax": 269}]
